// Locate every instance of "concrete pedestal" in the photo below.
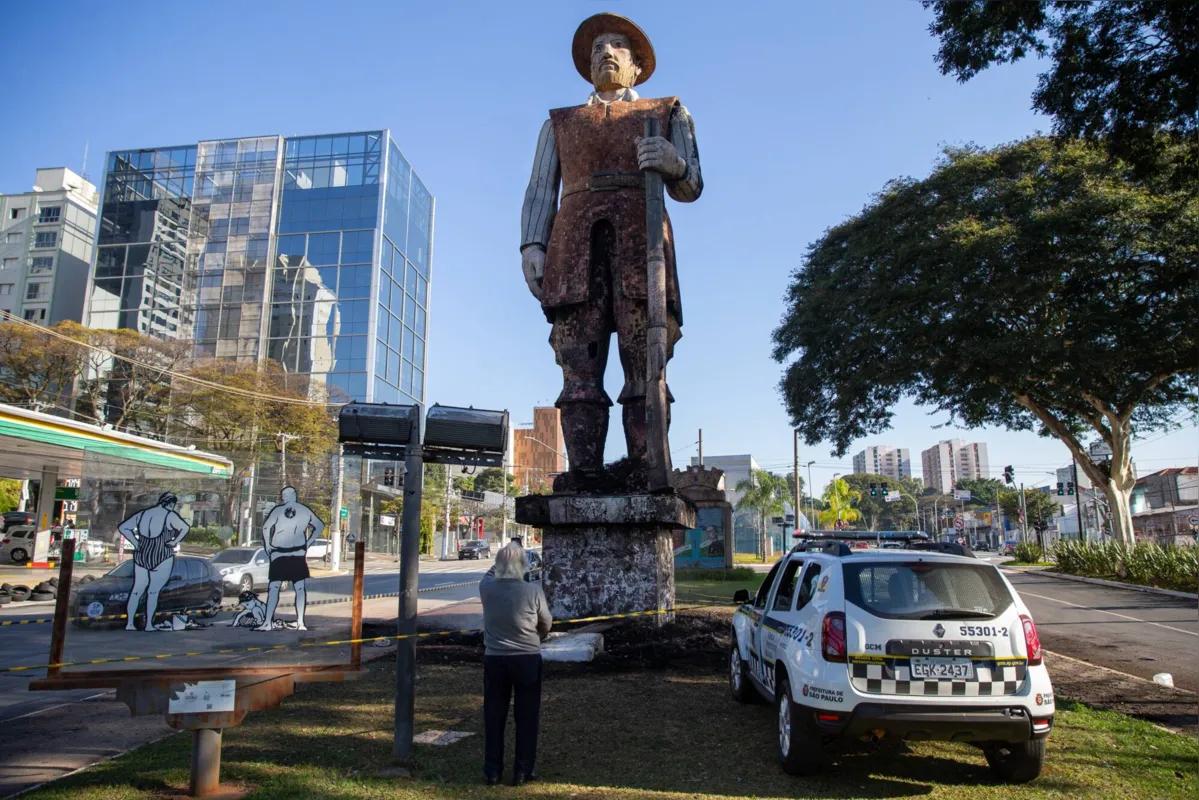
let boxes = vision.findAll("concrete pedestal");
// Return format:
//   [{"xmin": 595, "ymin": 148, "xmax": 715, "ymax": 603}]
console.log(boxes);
[{"xmin": 515, "ymin": 493, "xmax": 695, "ymax": 624}]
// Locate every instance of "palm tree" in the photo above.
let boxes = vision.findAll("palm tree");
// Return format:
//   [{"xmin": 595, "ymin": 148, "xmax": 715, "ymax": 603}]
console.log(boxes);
[
  {"xmin": 735, "ymin": 470, "xmax": 789, "ymax": 560},
  {"xmin": 819, "ymin": 478, "xmax": 863, "ymax": 528}
]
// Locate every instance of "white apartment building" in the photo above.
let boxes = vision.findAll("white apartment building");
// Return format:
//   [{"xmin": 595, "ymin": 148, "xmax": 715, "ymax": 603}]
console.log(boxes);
[
  {"xmin": 0, "ymin": 168, "xmax": 99, "ymax": 327},
  {"xmin": 921, "ymin": 439, "xmax": 990, "ymax": 493},
  {"xmin": 852, "ymin": 445, "xmax": 912, "ymax": 480}
]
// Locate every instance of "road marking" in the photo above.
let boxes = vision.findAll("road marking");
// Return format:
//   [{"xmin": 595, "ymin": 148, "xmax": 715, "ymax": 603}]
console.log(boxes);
[
  {"xmin": 0, "ymin": 691, "xmax": 114, "ymax": 723},
  {"xmin": 1020, "ymin": 590, "xmax": 1198, "ymax": 637}
]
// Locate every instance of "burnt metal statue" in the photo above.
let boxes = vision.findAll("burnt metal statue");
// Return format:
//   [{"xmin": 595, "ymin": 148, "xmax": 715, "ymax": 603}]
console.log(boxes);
[{"xmin": 521, "ymin": 12, "xmax": 703, "ymax": 486}]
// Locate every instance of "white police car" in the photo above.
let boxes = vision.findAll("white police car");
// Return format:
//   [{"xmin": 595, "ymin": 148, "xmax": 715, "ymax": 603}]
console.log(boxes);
[{"xmin": 729, "ymin": 536, "xmax": 1054, "ymax": 782}]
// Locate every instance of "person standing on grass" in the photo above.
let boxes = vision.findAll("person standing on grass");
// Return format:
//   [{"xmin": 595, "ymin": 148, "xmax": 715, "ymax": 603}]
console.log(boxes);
[{"xmin": 479, "ymin": 541, "xmax": 552, "ymax": 786}]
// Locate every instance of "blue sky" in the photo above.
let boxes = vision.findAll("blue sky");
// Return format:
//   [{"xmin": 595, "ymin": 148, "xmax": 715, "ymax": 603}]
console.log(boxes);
[{"xmin": 1, "ymin": 1, "xmax": 1193, "ymax": 495}]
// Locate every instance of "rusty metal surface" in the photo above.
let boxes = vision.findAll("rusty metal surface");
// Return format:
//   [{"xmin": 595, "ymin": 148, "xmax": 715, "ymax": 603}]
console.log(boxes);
[
  {"xmin": 351, "ymin": 542, "xmax": 365, "ymax": 668},
  {"xmin": 46, "ymin": 539, "xmax": 76, "ymax": 678},
  {"xmin": 28, "ymin": 664, "xmax": 361, "ymax": 692}
]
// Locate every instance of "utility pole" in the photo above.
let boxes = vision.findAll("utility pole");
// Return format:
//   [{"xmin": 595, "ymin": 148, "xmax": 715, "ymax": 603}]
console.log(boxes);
[
  {"xmin": 805, "ymin": 460, "xmax": 815, "ymax": 531},
  {"xmin": 501, "ymin": 465, "xmax": 508, "ymax": 546},
  {"xmin": 1019, "ymin": 483, "xmax": 1029, "ymax": 542},
  {"xmin": 441, "ymin": 463, "xmax": 452, "ymax": 560},
  {"xmin": 793, "ymin": 430, "xmax": 801, "ymax": 531},
  {"xmin": 1072, "ymin": 460, "xmax": 1085, "ymax": 540},
  {"xmin": 330, "ymin": 444, "xmax": 343, "ymax": 572},
  {"xmin": 698, "ymin": 428, "xmax": 703, "ymax": 467},
  {"xmin": 276, "ymin": 432, "xmax": 299, "ymax": 485},
  {"xmin": 394, "ymin": 410, "xmax": 424, "ymax": 762}
]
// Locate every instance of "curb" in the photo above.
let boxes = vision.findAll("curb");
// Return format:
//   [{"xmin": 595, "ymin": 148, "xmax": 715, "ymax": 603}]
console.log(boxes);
[{"xmin": 1006, "ymin": 568, "xmax": 1198, "ymax": 601}]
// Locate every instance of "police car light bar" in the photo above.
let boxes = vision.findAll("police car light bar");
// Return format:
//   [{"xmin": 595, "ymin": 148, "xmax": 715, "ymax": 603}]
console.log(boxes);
[{"xmin": 793, "ymin": 530, "xmax": 930, "ymax": 541}]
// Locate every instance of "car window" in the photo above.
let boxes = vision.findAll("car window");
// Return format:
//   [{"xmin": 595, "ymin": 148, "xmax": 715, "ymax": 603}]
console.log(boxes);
[
  {"xmin": 795, "ymin": 563, "xmax": 822, "ymax": 611},
  {"xmin": 211, "ymin": 549, "xmax": 252, "ymax": 564},
  {"xmin": 753, "ymin": 560, "xmax": 783, "ymax": 609},
  {"xmin": 772, "ymin": 559, "xmax": 803, "ymax": 612},
  {"xmin": 171, "ymin": 559, "xmax": 188, "ymax": 579},
  {"xmin": 107, "ymin": 561, "xmax": 135, "ymax": 578},
  {"xmin": 843, "ymin": 561, "xmax": 1014, "ymax": 620}
]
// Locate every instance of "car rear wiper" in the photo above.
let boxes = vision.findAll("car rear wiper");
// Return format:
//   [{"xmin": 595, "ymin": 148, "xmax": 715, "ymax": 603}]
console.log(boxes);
[{"xmin": 917, "ymin": 608, "xmax": 995, "ymax": 620}]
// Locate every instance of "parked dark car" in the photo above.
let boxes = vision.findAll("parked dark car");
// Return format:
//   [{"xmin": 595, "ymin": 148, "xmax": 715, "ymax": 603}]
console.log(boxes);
[
  {"xmin": 1, "ymin": 511, "xmax": 34, "ymax": 532},
  {"xmin": 458, "ymin": 540, "xmax": 491, "ymax": 560},
  {"xmin": 72, "ymin": 556, "xmax": 223, "ymax": 628}
]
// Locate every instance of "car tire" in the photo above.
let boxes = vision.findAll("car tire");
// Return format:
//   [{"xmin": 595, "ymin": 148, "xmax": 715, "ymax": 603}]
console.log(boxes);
[
  {"xmin": 30, "ymin": 591, "xmax": 55, "ymax": 601},
  {"xmin": 34, "ymin": 582, "xmax": 54, "ymax": 594},
  {"xmin": 10, "ymin": 585, "xmax": 31, "ymax": 602},
  {"xmin": 728, "ymin": 642, "xmax": 757, "ymax": 704},
  {"xmin": 984, "ymin": 739, "xmax": 1046, "ymax": 783},
  {"xmin": 1, "ymin": 583, "xmax": 11, "ymax": 591},
  {"xmin": 0, "ymin": 592, "xmax": 10, "ymax": 605},
  {"xmin": 48, "ymin": 577, "xmax": 59, "ymax": 588},
  {"xmin": 776, "ymin": 677, "xmax": 824, "ymax": 776},
  {"xmin": 240, "ymin": 574, "xmax": 253, "ymax": 594},
  {"xmin": 11, "ymin": 548, "xmax": 28, "ymax": 563}
]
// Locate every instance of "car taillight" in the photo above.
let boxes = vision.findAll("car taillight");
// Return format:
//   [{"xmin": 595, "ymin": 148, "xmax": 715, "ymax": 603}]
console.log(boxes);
[
  {"xmin": 1, "ymin": 538, "xmax": 8, "ymax": 544},
  {"xmin": 1021, "ymin": 614, "xmax": 1043, "ymax": 666},
  {"xmin": 822, "ymin": 611, "xmax": 847, "ymax": 662}
]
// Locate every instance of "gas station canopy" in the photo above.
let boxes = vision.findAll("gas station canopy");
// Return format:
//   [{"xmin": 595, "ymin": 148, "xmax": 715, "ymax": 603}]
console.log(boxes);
[{"xmin": 0, "ymin": 404, "xmax": 232, "ymax": 482}]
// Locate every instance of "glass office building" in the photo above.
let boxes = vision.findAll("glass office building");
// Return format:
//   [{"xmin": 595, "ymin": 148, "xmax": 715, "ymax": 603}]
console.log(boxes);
[{"xmin": 86, "ymin": 131, "xmax": 432, "ymax": 405}]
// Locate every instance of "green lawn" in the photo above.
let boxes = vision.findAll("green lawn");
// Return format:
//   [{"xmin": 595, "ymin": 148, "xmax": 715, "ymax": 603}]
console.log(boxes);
[
  {"xmin": 20, "ymin": 656, "xmax": 1195, "ymax": 800},
  {"xmin": 676, "ymin": 568, "xmax": 764, "ymax": 606}
]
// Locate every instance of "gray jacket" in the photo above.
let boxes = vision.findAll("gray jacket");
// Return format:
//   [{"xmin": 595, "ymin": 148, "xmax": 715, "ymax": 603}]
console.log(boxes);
[{"xmin": 479, "ymin": 567, "xmax": 552, "ymax": 656}]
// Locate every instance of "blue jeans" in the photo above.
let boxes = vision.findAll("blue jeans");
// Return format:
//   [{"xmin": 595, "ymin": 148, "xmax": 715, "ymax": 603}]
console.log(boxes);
[{"xmin": 483, "ymin": 654, "xmax": 542, "ymax": 779}]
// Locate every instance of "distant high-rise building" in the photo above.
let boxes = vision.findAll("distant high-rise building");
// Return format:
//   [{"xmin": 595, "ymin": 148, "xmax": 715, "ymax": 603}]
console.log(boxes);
[
  {"xmin": 0, "ymin": 168, "xmax": 99, "ymax": 327},
  {"xmin": 84, "ymin": 131, "xmax": 432, "ymax": 405},
  {"xmin": 852, "ymin": 445, "xmax": 912, "ymax": 481},
  {"xmin": 921, "ymin": 439, "xmax": 989, "ymax": 493},
  {"xmin": 513, "ymin": 407, "xmax": 566, "ymax": 491}
]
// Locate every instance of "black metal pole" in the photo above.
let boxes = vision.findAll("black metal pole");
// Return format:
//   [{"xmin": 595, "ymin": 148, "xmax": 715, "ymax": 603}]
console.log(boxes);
[
  {"xmin": 1072, "ymin": 460, "xmax": 1084, "ymax": 540},
  {"xmin": 394, "ymin": 412, "xmax": 424, "ymax": 762}
]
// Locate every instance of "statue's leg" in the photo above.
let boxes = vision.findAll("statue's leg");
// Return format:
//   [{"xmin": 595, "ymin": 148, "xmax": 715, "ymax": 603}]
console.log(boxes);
[
  {"xmin": 549, "ymin": 221, "xmax": 618, "ymax": 474},
  {"xmin": 615, "ymin": 298, "xmax": 681, "ymax": 463}
]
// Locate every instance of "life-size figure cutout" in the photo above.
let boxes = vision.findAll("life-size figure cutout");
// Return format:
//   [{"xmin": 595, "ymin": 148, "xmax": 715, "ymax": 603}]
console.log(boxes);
[
  {"xmin": 117, "ymin": 492, "xmax": 190, "ymax": 632},
  {"xmin": 255, "ymin": 486, "xmax": 326, "ymax": 632}
]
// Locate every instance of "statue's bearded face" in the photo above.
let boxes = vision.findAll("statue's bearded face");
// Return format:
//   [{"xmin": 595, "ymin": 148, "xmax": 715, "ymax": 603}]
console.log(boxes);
[{"xmin": 590, "ymin": 32, "xmax": 641, "ymax": 91}]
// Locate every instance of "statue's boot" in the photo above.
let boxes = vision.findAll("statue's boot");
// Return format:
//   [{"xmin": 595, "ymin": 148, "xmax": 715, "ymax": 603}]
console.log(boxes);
[{"xmin": 558, "ymin": 400, "xmax": 610, "ymax": 476}]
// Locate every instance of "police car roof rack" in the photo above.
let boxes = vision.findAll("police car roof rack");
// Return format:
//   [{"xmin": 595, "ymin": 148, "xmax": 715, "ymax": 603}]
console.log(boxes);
[{"xmin": 906, "ymin": 541, "xmax": 978, "ymax": 558}]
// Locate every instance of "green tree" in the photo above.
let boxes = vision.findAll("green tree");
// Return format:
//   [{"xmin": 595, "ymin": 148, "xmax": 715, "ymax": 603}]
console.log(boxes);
[
  {"xmin": 0, "ymin": 321, "xmax": 87, "ymax": 411},
  {"xmin": 472, "ymin": 467, "xmax": 519, "ymax": 497},
  {"xmin": 819, "ymin": 478, "xmax": 863, "ymax": 529},
  {"xmin": 954, "ymin": 477, "xmax": 1006, "ymax": 507},
  {"xmin": 923, "ymin": 0, "xmax": 1198, "ymax": 173},
  {"xmin": 734, "ymin": 470, "xmax": 789, "ymax": 560},
  {"xmin": 0, "ymin": 479, "xmax": 21, "ymax": 514},
  {"xmin": 773, "ymin": 137, "xmax": 1196, "ymax": 546},
  {"xmin": 999, "ymin": 488, "xmax": 1063, "ymax": 548},
  {"xmin": 842, "ymin": 474, "xmax": 922, "ymax": 531}
]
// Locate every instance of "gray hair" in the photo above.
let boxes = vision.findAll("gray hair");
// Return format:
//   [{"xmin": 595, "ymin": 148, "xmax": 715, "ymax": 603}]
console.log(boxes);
[{"xmin": 494, "ymin": 541, "xmax": 528, "ymax": 580}]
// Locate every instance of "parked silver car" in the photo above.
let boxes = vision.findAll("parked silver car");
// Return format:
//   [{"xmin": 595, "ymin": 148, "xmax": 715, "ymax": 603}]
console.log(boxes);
[{"xmin": 208, "ymin": 547, "xmax": 270, "ymax": 595}]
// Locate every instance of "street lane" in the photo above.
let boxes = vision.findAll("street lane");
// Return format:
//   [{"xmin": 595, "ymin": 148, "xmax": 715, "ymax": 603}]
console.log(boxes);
[
  {"xmin": 1005, "ymin": 570, "xmax": 1199, "ymax": 692},
  {"xmin": 0, "ymin": 558, "xmax": 488, "ymax": 722}
]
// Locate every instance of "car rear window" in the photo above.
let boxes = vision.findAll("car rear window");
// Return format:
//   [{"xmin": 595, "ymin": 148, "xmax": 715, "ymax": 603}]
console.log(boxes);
[
  {"xmin": 211, "ymin": 549, "xmax": 253, "ymax": 564},
  {"xmin": 843, "ymin": 561, "xmax": 1013, "ymax": 621}
]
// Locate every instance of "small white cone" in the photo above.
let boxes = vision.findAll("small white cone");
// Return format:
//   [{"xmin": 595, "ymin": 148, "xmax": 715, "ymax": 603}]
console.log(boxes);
[{"xmin": 1152, "ymin": 672, "xmax": 1174, "ymax": 688}]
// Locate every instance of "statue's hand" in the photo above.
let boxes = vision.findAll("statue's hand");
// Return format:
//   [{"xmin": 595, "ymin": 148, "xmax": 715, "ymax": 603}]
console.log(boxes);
[
  {"xmin": 636, "ymin": 136, "xmax": 686, "ymax": 180},
  {"xmin": 521, "ymin": 246, "xmax": 545, "ymax": 301}
]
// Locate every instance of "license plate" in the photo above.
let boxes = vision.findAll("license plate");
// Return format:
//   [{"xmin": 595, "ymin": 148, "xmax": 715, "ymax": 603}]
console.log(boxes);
[{"xmin": 911, "ymin": 657, "xmax": 974, "ymax": 680}]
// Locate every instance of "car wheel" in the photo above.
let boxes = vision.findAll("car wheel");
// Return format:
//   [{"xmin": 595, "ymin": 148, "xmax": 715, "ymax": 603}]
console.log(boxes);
[
  {"xmin": 728, "ymin": 642, "xmax": 757, "ymax": 704},
  {"xmin": 11, "ymin": 548, "xmax": 28, "ymax": 563},
  {"xmin": 240, "ymin": 574, "xmax": 254, "ymax": 594},
  {"xmin": 984, "ymin": 739, "xmax": 1046, "ymax": 783},
  {"xmin": 776, "ymin": 677, "xmax": 823, "ymax": 776}
]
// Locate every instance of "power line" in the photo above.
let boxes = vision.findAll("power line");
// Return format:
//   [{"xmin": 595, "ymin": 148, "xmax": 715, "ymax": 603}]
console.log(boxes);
[{"xmin": 0, "ymin": 311, "xmax": 338, "ymax": 408}]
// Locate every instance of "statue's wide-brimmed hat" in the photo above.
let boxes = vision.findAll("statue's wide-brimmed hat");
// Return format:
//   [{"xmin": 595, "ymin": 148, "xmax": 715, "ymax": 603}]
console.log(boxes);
[{"xmin": 572, "ymin": 12, "xmax": 656, "ymax": 86}]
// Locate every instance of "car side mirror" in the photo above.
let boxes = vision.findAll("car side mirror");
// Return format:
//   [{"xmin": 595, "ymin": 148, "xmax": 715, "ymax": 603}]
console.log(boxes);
[{"xmin": 733, "ymin": 589, "xmax": 750, "ymax": 604}]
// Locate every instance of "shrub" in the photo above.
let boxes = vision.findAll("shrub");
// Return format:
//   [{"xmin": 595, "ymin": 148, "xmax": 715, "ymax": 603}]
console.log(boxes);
[
  {"xmin": 1012, "ymin": 541, "xmax": 1044, "ymax": 563},
  {"xmin": 186, "ymin": 526, "xmax": 225, "ymax": 548},
  {"xmin": 1052, "ymin": 540, "xmax": 1198, "ymax": 593},
  {"xmin": 676, "ymin": 567, "xmax": 758, "ymax": 582}
]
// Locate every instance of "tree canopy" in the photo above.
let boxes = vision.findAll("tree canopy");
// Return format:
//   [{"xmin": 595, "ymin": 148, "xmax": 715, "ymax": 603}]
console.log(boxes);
[
  {"xmin": 472, "ymin": 467, "xmax": 519, "ymax": 497},
  {"xmin": 819, "ymin": 478, "xmax": 863, "ymax": 529},
  {"xmin": 773, "ymin": 136, "xmax": 1196, "ymax": 544},
  {"xmin": 923, "ymin": 0, "xmax": 1198, "ymax": 173},
  {"xmin": 954, "ymin": 477, "xmax": 1006, "ymax": 507}
]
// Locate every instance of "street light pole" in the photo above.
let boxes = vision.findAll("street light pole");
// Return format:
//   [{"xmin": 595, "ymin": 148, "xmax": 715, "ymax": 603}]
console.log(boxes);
[{"xmin": 805, "ymin": 460, "xmax": 815, "ymax": 531}]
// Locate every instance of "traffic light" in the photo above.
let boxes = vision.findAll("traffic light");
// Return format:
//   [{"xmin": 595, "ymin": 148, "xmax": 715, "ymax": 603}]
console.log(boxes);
[
  {"xmin": 383, "ymin": 467, "xmax": 395, "ymax": 487},
  {"xmin": 1056, "ymin": 482, "xmax": 1065, "ymax": 496},
  {"xmin": 869, "ymin": 483, "xmax": 877, "ymax": 496},
  {"xmin": 1066, "ymin": 481, "xmax": 1075, "ymax": 496},
  {"xmin": 1004, "ymin": 466, "xmax": 1015, "ymax": 485}
]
